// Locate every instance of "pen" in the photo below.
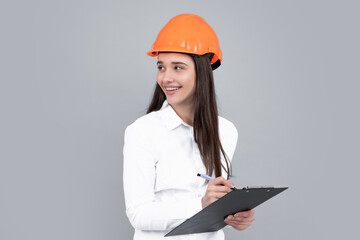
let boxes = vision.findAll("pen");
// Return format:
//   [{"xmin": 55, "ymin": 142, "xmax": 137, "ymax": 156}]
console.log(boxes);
[
  {"xmin": 197, "ymin": 173, "xmax": 214, "ymax": 181},
  {"xmin": 197, "ymin": 173, "xmax": 237, "ymax": 190}
]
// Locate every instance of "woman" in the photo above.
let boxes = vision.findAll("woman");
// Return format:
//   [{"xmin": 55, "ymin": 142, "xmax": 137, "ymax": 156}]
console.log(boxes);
[{"xmin": 123, "ymin": 14, "xmax": 254, "ymax": 239}]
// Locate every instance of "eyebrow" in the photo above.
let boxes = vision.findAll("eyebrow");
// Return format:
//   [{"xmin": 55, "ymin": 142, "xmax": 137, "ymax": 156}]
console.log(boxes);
[{"xmin": 157, "ymin": 61, "xmax": 188, "ymax": 66}]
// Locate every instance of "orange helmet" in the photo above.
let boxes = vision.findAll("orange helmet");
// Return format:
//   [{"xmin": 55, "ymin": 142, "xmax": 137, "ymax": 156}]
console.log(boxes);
[{"xmin": 147, "ymin": 14, "xmax": 222, "ymax": 70}]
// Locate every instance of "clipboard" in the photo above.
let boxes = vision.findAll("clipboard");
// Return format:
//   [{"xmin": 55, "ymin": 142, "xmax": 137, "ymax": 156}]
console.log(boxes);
[{"xmin": 165, "ymin": 186, "xmax": 288, "ymax": 237}]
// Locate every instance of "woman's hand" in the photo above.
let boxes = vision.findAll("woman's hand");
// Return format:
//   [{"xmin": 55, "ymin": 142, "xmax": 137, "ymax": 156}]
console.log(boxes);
[
  {"xmin": 224, "ymin": 209, "xmax": 255, "ymax": 231},
  {"xmin": 201, "ymin": 177, "xmax": 234, "ymax": 209}
]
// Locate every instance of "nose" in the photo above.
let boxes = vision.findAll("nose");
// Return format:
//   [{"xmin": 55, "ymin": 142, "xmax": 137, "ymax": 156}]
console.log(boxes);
[{"xmin": 159, "ymin": 69, "xmax": 174, "ymax": 83}]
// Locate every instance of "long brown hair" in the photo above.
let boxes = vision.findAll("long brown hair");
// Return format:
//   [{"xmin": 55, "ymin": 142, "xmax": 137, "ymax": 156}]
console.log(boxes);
[{"xmin": 147, "ymin": 54, "xmax": 231, "ymax": 178}]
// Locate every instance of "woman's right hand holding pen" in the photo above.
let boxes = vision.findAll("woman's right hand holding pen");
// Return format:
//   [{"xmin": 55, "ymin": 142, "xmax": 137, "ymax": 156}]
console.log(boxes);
[{"xmin": 201, "ymin": 176, "xmax": 234, "ymax": 209}]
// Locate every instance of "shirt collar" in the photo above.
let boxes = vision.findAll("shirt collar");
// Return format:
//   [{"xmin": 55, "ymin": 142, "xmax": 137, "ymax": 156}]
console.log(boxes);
[{"xmin": 160, "ymin": 100, "xmax": 191, "ymax": 131}]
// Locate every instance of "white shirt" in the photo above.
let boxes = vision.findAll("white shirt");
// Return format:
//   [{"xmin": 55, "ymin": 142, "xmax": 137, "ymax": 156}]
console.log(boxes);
[{"xmin": 123, "ymin": 101, "xmax": 238, "ymax": 240}]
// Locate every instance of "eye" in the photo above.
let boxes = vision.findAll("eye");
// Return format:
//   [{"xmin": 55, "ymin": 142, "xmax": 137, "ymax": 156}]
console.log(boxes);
[
  {"xmin": 174, "ymin": 66, "xmax": 183, "ymax": 70},
  {"xmin": 157, "ymin": 66, "xmax": 165, "ymax": 71}
]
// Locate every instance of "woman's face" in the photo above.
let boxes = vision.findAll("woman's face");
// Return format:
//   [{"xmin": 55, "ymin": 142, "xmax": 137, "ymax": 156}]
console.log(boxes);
[{"xmin": 157, "ymin": 52, "xmax": 196, "ymax": 109}]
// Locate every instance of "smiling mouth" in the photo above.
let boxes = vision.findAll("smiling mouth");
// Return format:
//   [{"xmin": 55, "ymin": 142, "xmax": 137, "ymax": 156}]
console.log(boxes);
[{"xmin": 165, "ymin": 87, "xmax": 180, "ymax": 91}]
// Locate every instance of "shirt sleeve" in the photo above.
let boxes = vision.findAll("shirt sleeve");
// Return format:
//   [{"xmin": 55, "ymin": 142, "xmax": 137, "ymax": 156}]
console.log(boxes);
[
  {"xmin": 226, "ymin": 122, "xmax": 238, "ymax": 162},
  {"xmin": 219, "ymin": 118, "xmax": 238, "ymax": 178},
  {"xmin": 123, "ymin": 124, "xmax": 203, "ymax": 231}
]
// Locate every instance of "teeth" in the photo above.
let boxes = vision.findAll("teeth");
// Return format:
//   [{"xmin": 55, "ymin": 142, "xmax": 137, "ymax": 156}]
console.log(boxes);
[{"xmin": 166, "ymin": 88, "xmax": 179, "ymax": 91}]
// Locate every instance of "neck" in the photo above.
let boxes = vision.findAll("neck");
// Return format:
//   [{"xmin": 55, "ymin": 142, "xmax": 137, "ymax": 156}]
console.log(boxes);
[{"xmin": 171, "ymin": 103, "xmax": 195, "ymax": 126}]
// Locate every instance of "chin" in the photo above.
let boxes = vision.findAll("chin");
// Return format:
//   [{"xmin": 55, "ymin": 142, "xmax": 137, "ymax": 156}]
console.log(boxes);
[
  {"xmin": 166, "ymin": 98, "xmax": 180, "ymax": 106},
  {"xmin": 166, "ymin": 99, "xmax": 176, "ymax": 105}
]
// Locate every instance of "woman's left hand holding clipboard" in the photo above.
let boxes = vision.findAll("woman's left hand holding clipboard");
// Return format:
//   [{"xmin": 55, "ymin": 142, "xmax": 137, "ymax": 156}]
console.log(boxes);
[{"xmin": 201, "ymin": 177, "xmax": 255, "ymax": 231}]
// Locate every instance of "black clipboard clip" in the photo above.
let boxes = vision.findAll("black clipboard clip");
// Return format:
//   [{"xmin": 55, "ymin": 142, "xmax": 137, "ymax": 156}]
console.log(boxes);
[{"xmin": 243, "ymin": 186, "xmax": 275, "ymax": 189}]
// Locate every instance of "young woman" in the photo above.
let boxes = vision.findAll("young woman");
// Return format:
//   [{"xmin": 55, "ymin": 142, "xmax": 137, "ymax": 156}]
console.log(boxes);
[{"xmin": 123, "ymin": 14, "xmax": 254, "ymax": 239}]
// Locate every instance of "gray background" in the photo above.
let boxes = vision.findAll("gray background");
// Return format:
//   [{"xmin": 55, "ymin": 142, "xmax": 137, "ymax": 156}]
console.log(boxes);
[{"xmin": 1, "ymin": 0, "xmax": 359, "ymax": 239}]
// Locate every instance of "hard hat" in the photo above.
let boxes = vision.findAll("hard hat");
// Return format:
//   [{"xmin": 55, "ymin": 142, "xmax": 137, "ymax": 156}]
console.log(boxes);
[{"xmin": 147, "ymin": 14, "xmax": 222, "ymax": 70}]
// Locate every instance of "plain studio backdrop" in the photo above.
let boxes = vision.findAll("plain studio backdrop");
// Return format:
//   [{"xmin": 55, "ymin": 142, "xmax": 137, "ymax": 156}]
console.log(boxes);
[{"xmin": 0, "ymin": 0, "xmax": 359, "ymax": 239}]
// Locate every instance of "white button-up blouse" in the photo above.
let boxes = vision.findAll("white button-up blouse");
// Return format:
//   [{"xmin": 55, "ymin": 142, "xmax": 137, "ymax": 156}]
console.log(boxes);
[{"xmin": 123, "ymin": 101, "xmax": 238, "ymax": 240}]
